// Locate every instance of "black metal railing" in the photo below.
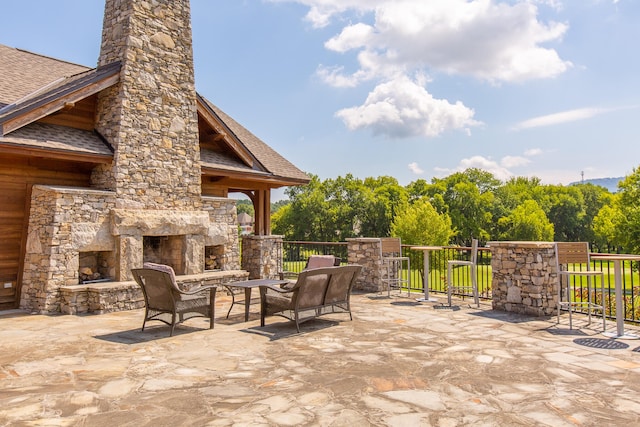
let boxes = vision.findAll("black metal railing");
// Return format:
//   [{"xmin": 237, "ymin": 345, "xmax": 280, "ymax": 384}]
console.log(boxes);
[
  {"xmin": 405, "ymin": 246, "xmax": 492, "ymax": 300},
  {"xmin": 280, "ymin": 241, "xmax": 640, "ymax": 324},
  {"xmin": 281, "ymin": 241, "xmax": 348, "ymax": 275}
]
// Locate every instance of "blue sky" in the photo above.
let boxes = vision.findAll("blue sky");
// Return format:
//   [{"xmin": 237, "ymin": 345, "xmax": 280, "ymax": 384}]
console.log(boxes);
[{"xmin": 2, "ymin": 0, "xmax": 639, "ymax": 198}]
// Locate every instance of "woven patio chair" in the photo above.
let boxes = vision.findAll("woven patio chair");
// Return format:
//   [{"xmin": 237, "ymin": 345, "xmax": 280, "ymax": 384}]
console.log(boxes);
[{"xmin": 131, "ymin": 263, "xmax": 217, "ymax": 336}]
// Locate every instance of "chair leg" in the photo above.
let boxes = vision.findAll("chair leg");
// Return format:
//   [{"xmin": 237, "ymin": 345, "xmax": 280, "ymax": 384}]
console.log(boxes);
[
  {"xmin": 600, "ymin": 279, "xmax": 606, "ymax": 332},
  {"xmin": 447, "ymin": 263, "xmax": 453, "ymax": 306},
  {"xmin": 170, "ymin": 313, "xmax": 177, "ymax": 337},
  {"xmin": 586, "ymin": 278, "xmax": 592, "ymax": 325},
  {"xmin": 567, "ymin": 282, "xmax": 573, "ymax": 330},
  {"xmin": 209, "ymin": 288, "xmax": 216, "ymax": 330},
  {"xmin": 472, "ymin": 266, "xmax": 479, "ymax": 308}
]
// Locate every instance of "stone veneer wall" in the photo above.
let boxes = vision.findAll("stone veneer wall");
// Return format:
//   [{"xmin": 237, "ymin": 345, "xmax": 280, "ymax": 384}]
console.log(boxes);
[
  {"xmin": 94, "ymin": 0, "xmax": 201, "ymax": 210},
  {"xmin": 346, "ymin": 238, "xmax": 383, "ymax": 292},
  {"xmin": 21, "ymin": 186, "xmax": 117, "ymax": 313},
  {"xmin": 242, "ymin": 235, "xmax": 283, "ymax": 280},
  {"xmin": 202, "ymin": 197, "xmax": 240, "ymax": 270},
  {"xmin": 59, "ymin": 270, "xmax": 249, "ymax": 315},
  {"xmin": 490, "ymin": 241, "xmax": 558, "ymax": 316}
]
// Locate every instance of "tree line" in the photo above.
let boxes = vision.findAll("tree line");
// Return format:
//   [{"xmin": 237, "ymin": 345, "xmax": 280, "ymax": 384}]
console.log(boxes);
[{"xmin": 240, "ymin": 166, "xmax": 640, "ymax": 253}]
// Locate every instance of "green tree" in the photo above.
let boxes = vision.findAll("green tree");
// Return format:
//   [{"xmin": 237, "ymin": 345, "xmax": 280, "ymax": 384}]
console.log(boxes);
[
  {"xmin": 236, "ymin": 199, "xmax": 254, "ymax": 216},
  {"xmin": 497, "ymin": 199, "xmax": 554, "ymax": 241},
  {"xmin": 593, "ymin": 201, "xmax": 623, "ymax": 252},
  {"xmin": 273, "ymin": 175, "xmax": 332, "ymax": 241},
  {"xmin": 613, "ymin": 166, "xmax": 640, "ymax": 253},
  {"xmin": 573, "ymin": 183, "xmax": 613, "ymax": 246},
  {"xmin": 390, "ymin": 198, "xmax": 453, "ymax": 246},
  {"xmin": 544, "ymin": 186, "xmax": 585, "ymax": 241},
  {"xmin": 432, "ymin": 168, "xmax": 496, "ymax": 245}
]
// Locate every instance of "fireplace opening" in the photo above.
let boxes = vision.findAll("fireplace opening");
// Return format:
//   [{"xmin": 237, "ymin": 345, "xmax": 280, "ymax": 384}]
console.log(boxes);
[
  {"xmin": 143, "ymin": 235, "xmax": 185, "ymax": 275},
  {"xmin": 205, "ymin": 245, "xmax": 225, "ymax": 271},
  {"xmin": 79, "ymin": 251, "xmax": 115, "ymax": 284}
]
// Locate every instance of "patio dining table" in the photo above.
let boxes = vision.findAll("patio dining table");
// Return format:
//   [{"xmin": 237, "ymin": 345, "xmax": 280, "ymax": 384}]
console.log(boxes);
[
  {"xmin": 591, "ymin": 254, "xmax": 640, "ymax": 339},
  {"xmin": 224, "ymin": 278, "xmax": 289, "ymax": 321}
]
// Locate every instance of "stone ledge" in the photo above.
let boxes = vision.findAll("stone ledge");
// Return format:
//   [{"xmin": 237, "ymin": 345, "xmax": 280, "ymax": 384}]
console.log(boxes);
[{"xmin": 60, "ymin": 270, "xmax": 250, "ymax": 315}]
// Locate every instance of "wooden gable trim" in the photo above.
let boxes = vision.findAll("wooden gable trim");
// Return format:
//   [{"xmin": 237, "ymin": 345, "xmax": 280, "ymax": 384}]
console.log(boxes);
[
  {"xmin": 0, "ymin": 143, "xmax": 112, "ymax": 164},
  {"xmin": 201, "ymin": 166, "xmax": 309, "ymax": 187},
  {"xmin": 196, "ymin": 98, "xmax": 257, "ymax": 168},
  {"xmin": 1, "ymin": 74, "xmax": 119, "ymax": 136}
]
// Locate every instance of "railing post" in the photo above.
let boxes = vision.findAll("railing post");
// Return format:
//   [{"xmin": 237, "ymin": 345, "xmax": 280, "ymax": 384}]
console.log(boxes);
[
  {"xmin": 241, "ymin": 235, "xmax": 283, "ymax": 279},
  {"xmin": 489, "ymin": 241, "xmax": 557, "ymax": 316},
  {"xmin": 346, "ymin": 238, "xmax": 383, "ymax": 292}
]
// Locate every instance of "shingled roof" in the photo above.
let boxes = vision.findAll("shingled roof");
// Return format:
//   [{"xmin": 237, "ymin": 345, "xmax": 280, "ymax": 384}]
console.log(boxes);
[
  {"xmin": 0, "ymin": 43, "xmax": 309, "ymax": 185},
  {"xmin": 0, "ymin": 44, "xmax": 89, "ymax": 109}
]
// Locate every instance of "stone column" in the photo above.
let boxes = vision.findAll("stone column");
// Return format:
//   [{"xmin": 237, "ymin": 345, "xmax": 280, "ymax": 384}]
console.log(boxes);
[
  {"xmin": 346, "ymin": 238, "xmax": 382, "ymax": 292},
  {"xmin": 241, "ymin": 235, "xmax": 283, "ymax": 280},
  {"xmin": 489, "ymin": 241, "xmax": 558, "ymax": 316}
]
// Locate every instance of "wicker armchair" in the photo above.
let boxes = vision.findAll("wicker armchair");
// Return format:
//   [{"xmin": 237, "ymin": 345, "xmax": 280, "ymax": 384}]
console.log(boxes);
[
  {"xmin": 131, "ymin": 263, "xmax": 217, "ymax": 336},
  {"xmin": 260, "ymin": 265, "xmax": 362, "ymax": 332}
]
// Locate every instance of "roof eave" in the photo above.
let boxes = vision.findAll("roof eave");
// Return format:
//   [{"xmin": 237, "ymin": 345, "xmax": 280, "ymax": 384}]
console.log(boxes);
[{"xmin": 0, "ymin": 62, "xmax": 121, "ymax": 136}]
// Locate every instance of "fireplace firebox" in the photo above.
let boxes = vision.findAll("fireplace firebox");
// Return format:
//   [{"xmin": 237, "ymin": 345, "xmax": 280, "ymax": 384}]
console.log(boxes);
[{"xmin": 143, "ymin": 235, "xmax": 186, "ymax": 275}]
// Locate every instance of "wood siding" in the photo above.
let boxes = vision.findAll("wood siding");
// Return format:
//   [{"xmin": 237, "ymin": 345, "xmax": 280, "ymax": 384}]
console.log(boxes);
[{"xmin": 0, "ymin": 154, "xmax": 93, "ymax": 309}]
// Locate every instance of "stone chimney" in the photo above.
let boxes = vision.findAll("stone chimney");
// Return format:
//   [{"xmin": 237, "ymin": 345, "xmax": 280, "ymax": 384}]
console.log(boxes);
[
  {"xmin": 91, "ymin": 0, "xmax": 209, "ymax": 280},
  {"xmin": 93, "ymin": 0, "xmax": 201, "ymax": 210}
]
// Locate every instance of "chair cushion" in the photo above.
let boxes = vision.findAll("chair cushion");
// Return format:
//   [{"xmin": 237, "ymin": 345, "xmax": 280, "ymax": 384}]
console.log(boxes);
[
  {"xmin": 143, "ymin": 262, "xmax": 176, "ymax": 277},
  {"xmin": 306, "ymin": 255, "xmax": 336, "ymax": 270}
]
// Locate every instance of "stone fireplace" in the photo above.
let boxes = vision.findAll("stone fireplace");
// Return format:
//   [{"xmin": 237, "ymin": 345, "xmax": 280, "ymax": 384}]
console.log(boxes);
[{"xmin": 18, "ymin": 0, "xmax": 248, "ymax": 314}]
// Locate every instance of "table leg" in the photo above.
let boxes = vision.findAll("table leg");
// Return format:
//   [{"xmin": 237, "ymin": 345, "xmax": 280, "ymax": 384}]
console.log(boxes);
[
  {"xmin": 603, "ymin": 259, "xmax": 639, "ymax": 339},
  {"xmin": 244, "ymin": 287, "xmax": 252, "ymax": 322},
  {"xmin": 416, "ymin": 250, "xmax": 437, "ymax": 302}
]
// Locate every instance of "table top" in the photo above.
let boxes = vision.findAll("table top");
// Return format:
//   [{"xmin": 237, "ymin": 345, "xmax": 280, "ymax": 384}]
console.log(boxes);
[
  {"xmin": 224, "ymin": 278, "xmax": 289, "ymax": 288},
  {"xmin": 410, "ymin": 246, "xmax": 443, "ymax": 251},
  {"xmin": 591, "ymin": 254, "xmax": 640, "ymax": 262}
]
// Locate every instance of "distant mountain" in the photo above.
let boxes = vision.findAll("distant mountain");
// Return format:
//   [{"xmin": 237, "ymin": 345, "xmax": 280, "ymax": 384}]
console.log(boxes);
[{"xmin": 569, "ymin": 177, "xmax": 623, "ymax": 193}]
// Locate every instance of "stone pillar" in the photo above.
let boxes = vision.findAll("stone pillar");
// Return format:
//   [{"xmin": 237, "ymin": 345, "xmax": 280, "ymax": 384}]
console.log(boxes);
[
  {"xmin": 241, "ymin": 235, "xmax": 283, "ymax": 280},
  {"xmin": 489, "ymin": 241, "xmax": 558, "ymax": 316},
  {"xmin": 346, "ymin": 238, "xmax": 382, "ymax": 292}
]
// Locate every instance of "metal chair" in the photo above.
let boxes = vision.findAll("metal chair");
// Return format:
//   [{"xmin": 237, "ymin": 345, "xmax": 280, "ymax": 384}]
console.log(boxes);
[
  {"xmin": 447, "ymin": 239, "xmax": 479, "ymax": 307},
  {"xmin": 380, "ymin": 237, "xmax": 411, "ymax": 297},
  {"xmin": 555, "ymin": 242, "xmax": 606, "ymax": 331}
]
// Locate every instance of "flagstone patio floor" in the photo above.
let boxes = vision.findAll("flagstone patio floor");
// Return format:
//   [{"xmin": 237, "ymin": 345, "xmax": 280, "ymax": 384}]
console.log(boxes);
[{"xmin": 2, "ymin": 292, "xmax": 640, "ymax": 426}]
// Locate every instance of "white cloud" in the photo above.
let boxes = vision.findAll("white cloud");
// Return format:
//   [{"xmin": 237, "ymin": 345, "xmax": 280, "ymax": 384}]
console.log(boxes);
[
  {"xmin": 524, "ymin": 148, "xmax": 543, "ymax": 156},
  {"xmin": 513, "ymin": 107, "xmax": 609, "ymax": 130},
  {"xmin": 308, "ymin": 0, "xmax": 571, "ymax": 85},
  {"xmin": 501, "ymin": 155, "xmax": 531, "ymax": 168},
  {"xmin": 272, "ymin": 0, "xmax": 573, "ymax": 137},
  {"xmin": 408, "ymin": 162, "xmax": 424, "ymax": 175},
  {"xmin": 267, "ymin": 0, "xmax": 386, "ymax": 28},
  {"xmin": 437, "ymin": 152, "xmax": 539, "ymax": 181},
  {"xmin": 335, "ymin": 76, "xmax": 481, "ymax": 138}
]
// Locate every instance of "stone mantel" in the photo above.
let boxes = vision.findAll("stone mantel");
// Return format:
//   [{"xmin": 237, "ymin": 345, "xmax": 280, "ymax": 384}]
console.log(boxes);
[{"xmin": 111, "ymin": 209, "xmax": 210, "ymax": 236}]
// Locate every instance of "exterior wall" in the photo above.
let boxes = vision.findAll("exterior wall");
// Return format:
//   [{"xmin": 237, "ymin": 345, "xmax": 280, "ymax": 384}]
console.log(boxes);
[
  {"xmin": 21, "ymin": 186, "xmax": 116, "ymax": 313},
  {"xmin": 242, "ymin": 235, "xmax": 283, "ymax": 280},
  {"xmin": 490, "ymin": 241, "xmax": 558, "ymax": 316}
]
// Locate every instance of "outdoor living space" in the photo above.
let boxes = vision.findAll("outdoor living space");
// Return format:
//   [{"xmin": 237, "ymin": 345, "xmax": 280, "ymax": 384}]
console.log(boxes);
[{"xmin": 2, "ymin": 292, "xmax": 640, "ymax": 426}]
